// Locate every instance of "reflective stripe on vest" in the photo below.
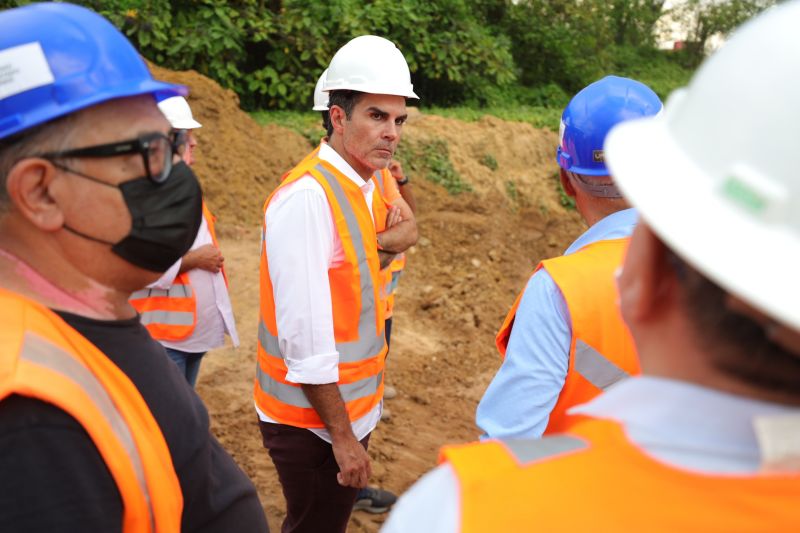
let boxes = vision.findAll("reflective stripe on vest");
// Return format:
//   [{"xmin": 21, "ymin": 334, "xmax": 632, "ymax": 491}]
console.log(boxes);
[
  {"xmin": 374, "ymin": 169, "xmax": 386, "ymax": 196},
  {"xmin": 574, "ymin": 339, "xmax": 629, "ymax": 390},
  {"xmin": 21, "ymin": 332, "xmax": 155, "ymax": 525},
  {"xmin": 130, "ymin": 284, "xmax": 193, "ymax": 300},
  {"xmin": 387, "ymin": 269, "xmax": 402, "ymax": 295},
  {"xmin": 256, "ymin": 363, "xmax": 384, "ymax": 409},
  {"xmin": 140, "ymin": 310, "xmax": 195, "ymax": 328},
  {"xmin": 502, "ymin": 435, "xmax": 587, "ymax": 464}
]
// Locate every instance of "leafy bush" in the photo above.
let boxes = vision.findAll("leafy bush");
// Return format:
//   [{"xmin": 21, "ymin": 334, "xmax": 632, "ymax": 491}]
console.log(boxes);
[
  {"xmin": 42, "ymin": 0, "xmax": 517, "ymax": 110},
  {"xmin": 4, "ymin": 0, "xmax": 772, "ymax": 115}
]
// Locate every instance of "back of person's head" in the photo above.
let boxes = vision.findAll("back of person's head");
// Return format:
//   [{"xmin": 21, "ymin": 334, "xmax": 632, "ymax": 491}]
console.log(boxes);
[
  {"xmin": 606, "ymin": 2, "xmax": 800, "ymax": 394},
  {"xmin": 558, "ymin": 76, "xmax": 662, "ymax": 206}
]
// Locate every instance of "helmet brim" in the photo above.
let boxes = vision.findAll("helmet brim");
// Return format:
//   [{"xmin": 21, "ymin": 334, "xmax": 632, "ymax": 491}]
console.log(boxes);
[
  {"xmin": 606, "ymin": 114, "xmax": 800, "ymax": 330},
  {"xmin": 1, "ymin": 78, "xmax": 187, "ymax": 139},
  {"xmin": 322, "ymin": 84, "xmax": 419, "ymax": 100}
]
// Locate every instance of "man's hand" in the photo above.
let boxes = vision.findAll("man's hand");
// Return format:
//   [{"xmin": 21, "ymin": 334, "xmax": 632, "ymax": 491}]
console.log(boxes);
[
  {"xmin": 388, "ymin": 160, "xmax": 405, "ymax": 182},
  {"xmin": 182, "ymin": 244, "xmax": 224, "ymax": 273},
  {"xmin": 301, "ymin": 383, "xmax": 372, "ymax": 488},
  {"xmin": 385, "ymin": 205, "xmax": 403, "ymax": 228},
  {"xmin": 332, "ymin": 435, "xmax": 372, "ymax": 488}
]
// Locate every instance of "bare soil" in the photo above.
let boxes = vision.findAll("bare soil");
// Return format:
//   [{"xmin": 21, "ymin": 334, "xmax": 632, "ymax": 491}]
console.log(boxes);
[{"xmin": 152, "ymin": 65, "xmax": 586, "ymax": 531}]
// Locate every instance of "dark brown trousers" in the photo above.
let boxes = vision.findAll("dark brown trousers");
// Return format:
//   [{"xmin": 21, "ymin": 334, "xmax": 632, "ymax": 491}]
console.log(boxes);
[{"xmin": 259, "ymin": 421, "xmax": 370, "ymax": 533}]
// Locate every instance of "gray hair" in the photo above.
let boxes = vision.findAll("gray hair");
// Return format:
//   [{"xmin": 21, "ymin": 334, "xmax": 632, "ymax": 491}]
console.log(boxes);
[{"xmin": 0, "ymin": 114, "xmax": 81, "ymax": 212}]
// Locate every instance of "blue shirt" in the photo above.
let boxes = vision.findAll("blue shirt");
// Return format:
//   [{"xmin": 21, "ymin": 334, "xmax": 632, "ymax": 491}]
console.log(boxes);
[{"xmin": 476, "ymin": 208, "xmax": 638, "ymax": 439}]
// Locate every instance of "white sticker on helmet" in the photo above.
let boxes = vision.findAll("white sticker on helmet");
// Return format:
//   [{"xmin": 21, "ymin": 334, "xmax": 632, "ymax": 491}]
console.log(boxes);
[{"xmin": 0, "ymin": 42, "xmax": 55, "ymax": 101}]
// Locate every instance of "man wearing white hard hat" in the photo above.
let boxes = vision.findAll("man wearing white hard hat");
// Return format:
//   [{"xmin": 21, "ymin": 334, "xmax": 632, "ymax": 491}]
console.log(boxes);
[
  {"xmin": 256, "ymin": 35, "xmax": 419, "ymax": 531},
  {"xmin": 384, "ymin": 3, "xmax": 800, "ymax": 531},
  {"xmin": 160, "ymin": 95, "xmax": 202, "ymax": 164},
  {"xmin": 130, "ymin": 96, "xmax": 239, "ymax": 388},
  {"xmin": 311, "ymin": 67, "xmax": 418, "ymax": 515},
  {"xmin": 311, "ymin": 66, "xmax": 418, "ymax": 384}
]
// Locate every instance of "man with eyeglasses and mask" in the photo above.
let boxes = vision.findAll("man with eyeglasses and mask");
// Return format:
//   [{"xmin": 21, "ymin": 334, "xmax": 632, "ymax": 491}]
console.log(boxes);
[
  {"xmin": 0, "ymin": 3, "xmax": 268, "ymax": 532},
  {"xmin": 130, "ymin": 95, "xmax": 239, "ymax": 388}
]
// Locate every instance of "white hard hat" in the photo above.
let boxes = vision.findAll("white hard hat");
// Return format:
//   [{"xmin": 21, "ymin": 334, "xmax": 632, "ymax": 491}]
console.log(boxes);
[
  {"xmin": 605, "ymin": 1, "xmax": 799, "ymax": 329},
  {"xmin": 158, "ymin": 96, "xmax": 202, "ymax": 129},
  {"xmin": 312, "ymin": 69, "xmax": 329, "ymax": 111},
  {"xmin": 323, "ymin": 35, "xmax": 419, "ymax": 99}
]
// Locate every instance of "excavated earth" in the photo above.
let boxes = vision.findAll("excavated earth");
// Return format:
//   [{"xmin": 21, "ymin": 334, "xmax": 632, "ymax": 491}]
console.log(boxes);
[{"xmin": 150, "ymin": 64, "xmax": 585, "ymax": 531}]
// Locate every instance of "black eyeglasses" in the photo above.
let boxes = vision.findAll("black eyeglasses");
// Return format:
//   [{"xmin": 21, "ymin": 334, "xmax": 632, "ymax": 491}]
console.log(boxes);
[{"xmin": 39, "ymin": 130, "xmax": 187, "ymax": 184}]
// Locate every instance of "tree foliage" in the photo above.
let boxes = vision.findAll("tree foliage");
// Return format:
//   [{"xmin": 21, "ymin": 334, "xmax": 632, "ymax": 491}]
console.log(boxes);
[
  {"xmin": 0, "ymin": 0, "xmax": 776, "ymax": 110},
  {"xmin": 671, "ymin": 0, "xmax": 778, "ymax": 66},
  {"xmin": 66, "ymin": 0, "xmax": 516, "ymax": 109}
]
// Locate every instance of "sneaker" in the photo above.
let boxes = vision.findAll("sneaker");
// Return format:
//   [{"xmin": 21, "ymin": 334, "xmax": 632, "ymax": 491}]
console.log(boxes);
[
  {"xmin": 353, "ymin": 487, "xmax": 398, "ymax": 514},
  {"xmin": 384, "ymin": 385, "xmax": 398, "ymax": 400}
]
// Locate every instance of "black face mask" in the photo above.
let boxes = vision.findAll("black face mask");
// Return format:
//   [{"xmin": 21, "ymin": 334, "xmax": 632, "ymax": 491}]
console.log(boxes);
[{"xmin": 63, "ymin": 161, "xmax": 203, "ymax": 272}]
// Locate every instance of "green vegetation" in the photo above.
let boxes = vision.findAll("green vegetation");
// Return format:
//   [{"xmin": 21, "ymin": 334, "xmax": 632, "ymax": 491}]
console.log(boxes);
[
  {"xmin": 482, "ymin": 154, "xmax": 499, "ymax": 172},
  {"xmin": 401, "ymin": 138, "xmax": 472, "ymax": 196},
  {"xmin": 553, "ymin": 172, "xmax": 576, "ymax": 211},
  {"xmin": 504, "ymin": 180, "xmax": 520, "ymax": 204},
  {"xmin": 0, "ymin": 0, "xmax": 773, "ymax": 113}
]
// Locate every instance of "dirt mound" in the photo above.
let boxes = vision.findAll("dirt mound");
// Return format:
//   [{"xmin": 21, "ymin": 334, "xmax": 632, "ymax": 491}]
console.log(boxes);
[
  {"xmin": 403, "ymin": 113, "xmax": 563, "ymax": 212},
  {"xmin": 147, "ymin": 64, "xmax": 586, "ymax": 531},
  {"xmin": 147, "ymin": 63, "xmax": 311, "ymax": 230}
]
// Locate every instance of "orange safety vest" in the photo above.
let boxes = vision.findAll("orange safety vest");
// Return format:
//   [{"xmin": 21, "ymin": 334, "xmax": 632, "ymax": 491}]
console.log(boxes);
[
  {"xmin": 256, "ymin": 152, "xmax": 388, "ymax": 428},
  {"xmin": 129, "ymin": 202, "xmax": 225, "ymax": 341},
  {"xmin": 0, "ymin": 288, "xmax": 183, "ymax": 532},
  {"xmin": 373, "ymin": 168, "xmax": 406, "ymax": 319},
  {"xmin": 495, "ymin": 238, "xmax": 640, "ymax": 434},
  {"xmin": 441, "ymin": 417, "xmax": 800, "ymax": 532}
]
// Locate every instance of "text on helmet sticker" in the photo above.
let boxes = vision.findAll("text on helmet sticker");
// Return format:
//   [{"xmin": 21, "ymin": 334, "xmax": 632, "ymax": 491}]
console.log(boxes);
[{"xmin": 0, "ymin": 42, "xmax": 55, "ymax": 101}]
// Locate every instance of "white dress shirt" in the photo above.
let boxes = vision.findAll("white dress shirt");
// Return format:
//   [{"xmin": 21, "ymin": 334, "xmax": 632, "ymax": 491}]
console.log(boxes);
[
  {"xmin": 382, "ymin": 376, "xmax": 800, "ymax": 533},
  {"xmin": 149, "ymin": 215, "xmax": 239, "ymax": 353},
  {"xmin": 256, "ymin": 143, "xmax": 382, "ymax": 443}
]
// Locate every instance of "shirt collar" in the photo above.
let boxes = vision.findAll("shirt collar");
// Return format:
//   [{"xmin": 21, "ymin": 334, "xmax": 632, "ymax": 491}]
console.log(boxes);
[
  {"xmin": 564, "ymin": 208, "xmax": 638, "ymax": 255},
  {"xmin": 572, "ymin": 376, "xmax": 800, "ymax": 460},
  {"xmin": 318, "ymin": 142, "xmax": 374, "ymax": 194}
]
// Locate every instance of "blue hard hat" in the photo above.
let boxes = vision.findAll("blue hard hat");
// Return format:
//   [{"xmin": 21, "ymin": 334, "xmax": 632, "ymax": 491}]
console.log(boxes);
[
  {"xmin": 0, "ymin": 2, "xmax": 186, "ymax": 140},
  {"xmin": 556, "ymin": 76, "xmax": 662, "ymax": 176}
]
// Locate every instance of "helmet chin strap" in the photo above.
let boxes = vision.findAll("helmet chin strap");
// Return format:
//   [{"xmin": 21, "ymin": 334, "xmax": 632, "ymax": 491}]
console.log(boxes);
[{"xmin": 568, "ymin": 172, "xmax": 623, "ymax": 199}]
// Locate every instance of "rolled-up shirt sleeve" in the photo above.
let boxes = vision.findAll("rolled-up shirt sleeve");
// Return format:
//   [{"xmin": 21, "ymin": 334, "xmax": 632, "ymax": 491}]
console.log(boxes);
[{"xmin": 265, "ymin": 178, "xmax": 340, "ymax": 385}]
